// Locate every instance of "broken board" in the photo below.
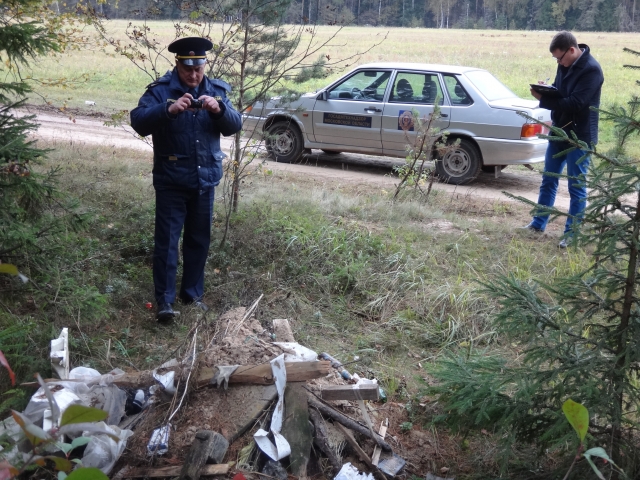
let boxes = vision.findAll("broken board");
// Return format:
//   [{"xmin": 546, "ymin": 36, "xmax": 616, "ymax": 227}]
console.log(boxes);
[
  {"xmin": 281, "ymin": 384, "xmax": 312, "ymax": 477},
  {"xmin": 196, "ymin": 361, "xmax": 331, "ymax": 387},
  {"xmin": 319, "ymin": 384, "xmax": 379, "ymax": 401},
  {"xmin": 121, "ymin": 464, "xmax": 228, "ymax": 478}
]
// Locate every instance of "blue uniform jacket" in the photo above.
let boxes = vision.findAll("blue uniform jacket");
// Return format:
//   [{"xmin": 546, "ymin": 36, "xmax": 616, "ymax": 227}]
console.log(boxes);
[
  {"xmin": 130, "ymin": 69, "xmax": 242, "ymax": 190},
  {"xmin": 539, "ymin": 44, "xmax": 604, "ymax": 145}
]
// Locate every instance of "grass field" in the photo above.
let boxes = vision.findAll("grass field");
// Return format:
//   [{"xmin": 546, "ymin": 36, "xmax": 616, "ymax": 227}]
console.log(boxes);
[
  {"xmin": 32, "ymin": 23, "xmax": 640, "ymax": 115},
  {"xmin": 6, "ymin": 22, "xmax": 640, "ymax": 478}
]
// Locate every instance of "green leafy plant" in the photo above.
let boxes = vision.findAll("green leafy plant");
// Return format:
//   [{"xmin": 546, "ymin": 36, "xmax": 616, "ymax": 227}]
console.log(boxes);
[
  {"xmin": 561, "ymin": 399, "xmax": 626, "ymax": 480},
  {"xmin": 400, "ymin": 421, "xmax": 413, "ymax": 433},
  {"xmin": 0, "ymin": 376, "xmax": 111, "ymax": 480}
]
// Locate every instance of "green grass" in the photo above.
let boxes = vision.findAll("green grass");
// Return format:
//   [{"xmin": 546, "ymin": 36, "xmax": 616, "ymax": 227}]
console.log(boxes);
[
  {"xmin": 0, "ymin": 137, "xmax": 595, "ymax": 477},
  {"xmin": 1, "ymin": 139, "xmax": 588, "ymax": 378},
  {"xmin": 26, "ymin": 23, "xmax": 640, "ymax": 153}
]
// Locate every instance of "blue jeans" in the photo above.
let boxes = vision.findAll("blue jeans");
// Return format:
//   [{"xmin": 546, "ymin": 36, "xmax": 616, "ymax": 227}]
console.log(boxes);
[
  {"xmin": 530, "ymin": 142, "xmax": 590, "ymax": 234},
  {"xmin": 153, "ymin": 187, "xmax": 214, "ymax": 304}
]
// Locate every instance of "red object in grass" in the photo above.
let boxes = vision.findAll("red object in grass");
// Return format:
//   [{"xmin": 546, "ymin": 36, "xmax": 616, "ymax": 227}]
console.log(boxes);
[
  {"xmin": 232, "ymin": 474, "xmax": 247, "ymax": 480},
  {"xmin": 145, "ymin": 302, "xmax": 153, "ymax": 310}
]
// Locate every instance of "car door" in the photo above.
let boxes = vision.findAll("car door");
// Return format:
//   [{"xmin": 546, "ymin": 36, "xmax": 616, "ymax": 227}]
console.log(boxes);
[
  {"xmin": 312, "ymin": 69, "xmax": 391, "ymax": 152},
  {"xmin": 381, "ymin": 72, "xmax": 451, "ymax": 157}
]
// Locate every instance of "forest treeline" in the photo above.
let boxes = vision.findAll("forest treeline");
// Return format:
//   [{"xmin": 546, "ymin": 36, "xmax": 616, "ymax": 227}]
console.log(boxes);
[{"xmin": 78, "ymin": 0, "xmax": 638, "ymax": 31}]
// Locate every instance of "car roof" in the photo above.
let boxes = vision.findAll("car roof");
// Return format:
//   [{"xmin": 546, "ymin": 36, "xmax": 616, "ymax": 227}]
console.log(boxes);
[{"xmin": 356, "ymin": 62, "xmax": 485, "ymax": 75}]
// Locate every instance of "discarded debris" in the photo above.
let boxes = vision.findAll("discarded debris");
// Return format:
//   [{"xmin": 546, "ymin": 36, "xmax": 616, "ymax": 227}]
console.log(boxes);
[
  {"xmin": 378, "ymin": 453, "xmax": 407, "ymax": 477},
  {"xmin": 334, "ymin": 462, "xmax": 374, "ymax": 480},
  {"xmin": 11, "ymin": 314, "xmax": 426, "ymax": 480}
]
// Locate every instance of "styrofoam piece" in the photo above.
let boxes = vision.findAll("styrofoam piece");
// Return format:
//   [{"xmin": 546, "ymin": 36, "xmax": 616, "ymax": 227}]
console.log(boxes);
[
  {"xmin": 69, "ymin": 366, "xmax": 101, "ymax": 379},
  {"xmin": 50, "ymin": 328, "xmax": 69, "ymax": 380}
]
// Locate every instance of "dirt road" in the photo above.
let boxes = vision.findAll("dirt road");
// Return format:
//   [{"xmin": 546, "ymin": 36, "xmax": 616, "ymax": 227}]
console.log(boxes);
[{"xmin": 31, "ymin": 111, "xmax": 571, "ymax": 209}]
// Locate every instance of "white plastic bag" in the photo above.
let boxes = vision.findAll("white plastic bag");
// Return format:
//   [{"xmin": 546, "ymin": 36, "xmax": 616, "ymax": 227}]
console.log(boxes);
[
  {"xmin": 80, "ymin": 422, "xmax": 133, "ymax": 474},
  {"xmin": 334, "ymin": 463, "xmax": 374, "ymax": 480}
]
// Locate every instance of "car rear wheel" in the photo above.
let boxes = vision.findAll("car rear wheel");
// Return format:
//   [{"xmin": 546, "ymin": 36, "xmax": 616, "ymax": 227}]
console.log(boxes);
[
  {"xmin": 265, "ymin": 121, "xmax": 304, "ymax": 163},
  {"xmin": 435, "ymin": 138, "xmax": 482, "ymax": 185},
  {"xmin": 321, "ymin": 149, "xmax": 342, "ymax": 155}
]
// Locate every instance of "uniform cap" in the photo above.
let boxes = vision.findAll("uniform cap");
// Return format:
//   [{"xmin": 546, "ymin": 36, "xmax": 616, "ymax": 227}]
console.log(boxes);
[{"xmin": 168, "ymin": 37, "xmax": 213, "ymax": 66}]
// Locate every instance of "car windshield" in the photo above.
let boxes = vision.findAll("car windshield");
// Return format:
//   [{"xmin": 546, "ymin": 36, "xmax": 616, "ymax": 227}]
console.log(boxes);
[{"xmin": 464, "ymin": 70, "xmax": 516, "ymax": 101}]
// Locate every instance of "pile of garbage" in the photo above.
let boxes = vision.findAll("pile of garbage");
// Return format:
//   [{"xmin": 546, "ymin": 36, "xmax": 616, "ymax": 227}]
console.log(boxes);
[{"xmin": 0, "ymin": 303, "xmax": 450, "ymax": 480}]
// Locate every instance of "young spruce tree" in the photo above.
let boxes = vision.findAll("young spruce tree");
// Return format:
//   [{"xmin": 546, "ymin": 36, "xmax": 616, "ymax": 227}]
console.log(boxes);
[{"xmin": 427, "ymin": 60, "xmax": 640, "ymax": 478}]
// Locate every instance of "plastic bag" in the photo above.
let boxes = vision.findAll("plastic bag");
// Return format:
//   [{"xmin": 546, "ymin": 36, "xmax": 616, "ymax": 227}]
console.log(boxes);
[
  {"xmin": 80, "ymin": 422, "xmax": 133, "ymax": 474},
  {"xmin": 334, "ymin": 463, "xmax": 374, "ymax": 480}
]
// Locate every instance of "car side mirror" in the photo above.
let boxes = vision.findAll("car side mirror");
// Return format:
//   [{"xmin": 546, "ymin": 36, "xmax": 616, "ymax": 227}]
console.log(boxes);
[{"xmin": 318, "ymin": 91, "xmax": 328, "ymax": 101}]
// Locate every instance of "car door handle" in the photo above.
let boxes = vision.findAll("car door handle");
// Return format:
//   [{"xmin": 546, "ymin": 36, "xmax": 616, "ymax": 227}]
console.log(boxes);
[
  {"xmin": 364, "ymin": 107, "xmax": 382, "ymax": 113},
  {"xmin": 440, "ymin": 113, "xmax": 449, "ymax": 117}
]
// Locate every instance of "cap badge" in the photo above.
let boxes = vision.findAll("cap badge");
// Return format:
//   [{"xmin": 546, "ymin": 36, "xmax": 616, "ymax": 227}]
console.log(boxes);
[{"xmin": 189, "ymin": 51, "xmax": 195, "ymax": 56}]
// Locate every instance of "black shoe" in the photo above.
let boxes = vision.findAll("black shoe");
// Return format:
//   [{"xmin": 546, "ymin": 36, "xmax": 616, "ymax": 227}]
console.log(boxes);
[
  {"xmin": 516, "ymin": 222, "xmax": 544, "ymax": 233},
  {"xmin": 156, "ymin": 303, "xmax": 178, "ymax": 322}
]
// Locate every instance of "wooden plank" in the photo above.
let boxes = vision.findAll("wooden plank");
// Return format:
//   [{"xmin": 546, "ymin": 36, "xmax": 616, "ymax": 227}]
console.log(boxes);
[
  {"xmin": 319, "ymin": 384, "xmax": 379, "ymax": 402},
  {"xmin": 309, "ymin": 408, "xmax": 342, "ymax": 476},
  {"xmin": 281, "ymin": 384, "xmax": 312, "ymax": 477},
  {"xmin": 123, "ymin": 464, "xmax": 229, "ymax": 478},
  {"xmin": 273, "ymin": 319, "xmax": 295, "ymax": 342},
  {"xmin": 371, "ymin": 419, "xmax": 388, "ymax": 467},
  {"xmin": 180, "ymin": 430, "xmax": 219, "ymax": 480},
  {"xmin": 196, "ymin": 361, "xmax": 331, "ymax": 388},
  {"xmin": 28, "ymin": 360, "xmax": 331, "ymax": 390}
]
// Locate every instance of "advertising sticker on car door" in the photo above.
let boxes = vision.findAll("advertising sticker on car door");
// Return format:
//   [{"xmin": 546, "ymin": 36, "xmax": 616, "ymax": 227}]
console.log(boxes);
[{"xmin": 312, "ymin": 69, "xmax": 390, "ymax": 150}]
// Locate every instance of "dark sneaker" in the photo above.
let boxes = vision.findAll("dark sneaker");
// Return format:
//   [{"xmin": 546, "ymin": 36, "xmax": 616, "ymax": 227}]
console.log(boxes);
[
  {"xmin": 516, "ymin": 223, "xmax": 544, "ymax": 233},
  {"xmin": 156, "ymin": 303, "xmax": 178, "ymax": 322}
]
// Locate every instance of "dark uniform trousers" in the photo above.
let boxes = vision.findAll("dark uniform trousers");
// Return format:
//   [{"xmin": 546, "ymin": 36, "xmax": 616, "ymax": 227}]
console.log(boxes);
[{"xmin": 153, "ymin": 186, "xmax": 214, "ymax": 304}]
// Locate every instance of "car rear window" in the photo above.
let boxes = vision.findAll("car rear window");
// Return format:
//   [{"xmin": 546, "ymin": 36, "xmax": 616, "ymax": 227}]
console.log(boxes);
[{"xmin": 464, "ymin": 70, "xmax": 516, "ymax": 101}]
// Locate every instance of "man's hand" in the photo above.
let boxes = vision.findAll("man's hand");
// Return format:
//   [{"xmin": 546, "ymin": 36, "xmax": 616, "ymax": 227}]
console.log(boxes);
[
  {"xmin": 167, "ymin": 93, "xmax": 194, "ymax": 115},
  {"xmin": 198, "ymin": 95, "xmax": 222, "ymax": 114},
  {"xmin": 530, "ymin": 88, "xmax": 542, "ymax": 100}
]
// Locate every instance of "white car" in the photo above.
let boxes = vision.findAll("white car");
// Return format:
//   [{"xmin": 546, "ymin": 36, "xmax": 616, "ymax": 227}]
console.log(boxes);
[{"xmin": 243, "ymin": 62, "xmax": 551, "ymax": 185}]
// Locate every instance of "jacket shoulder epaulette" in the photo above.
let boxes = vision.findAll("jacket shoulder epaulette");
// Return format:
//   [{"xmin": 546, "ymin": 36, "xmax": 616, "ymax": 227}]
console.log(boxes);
[
  {"xmin": 210, "ymin": 78, "xmax": 232, "ymax": 92},
  {"xmin": 145, "ymin": 72, "xmax": 172, "ymax": 90}
]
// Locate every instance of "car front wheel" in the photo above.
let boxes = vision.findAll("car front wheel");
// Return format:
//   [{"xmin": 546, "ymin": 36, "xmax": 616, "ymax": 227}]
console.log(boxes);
[
  {"xmin": 265, "ymin": 121, "xmax": 304, "ymax": 163},
  {"xmin": 435, "ymin": 138, "xmax": 482, "ymax": 185}
]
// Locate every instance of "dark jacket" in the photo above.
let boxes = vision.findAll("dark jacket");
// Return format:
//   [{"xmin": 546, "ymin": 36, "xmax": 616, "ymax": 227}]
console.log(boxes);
[
  {"xmin": 539, "ymin": 44, "xmax": 604, "ymax": 145},
  {"xmin": 130, "ymin": 69, "xmax": 242, "ymax": 190}
]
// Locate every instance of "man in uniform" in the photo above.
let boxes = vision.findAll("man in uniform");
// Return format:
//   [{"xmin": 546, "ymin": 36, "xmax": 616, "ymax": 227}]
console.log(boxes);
[
  {"xmin": 131, "ymin": 37, "xmax": 242, "ymax": 321},
  {"xmin": 522, "ymin": 31, "xmax": 604, "ymax": 248}
]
